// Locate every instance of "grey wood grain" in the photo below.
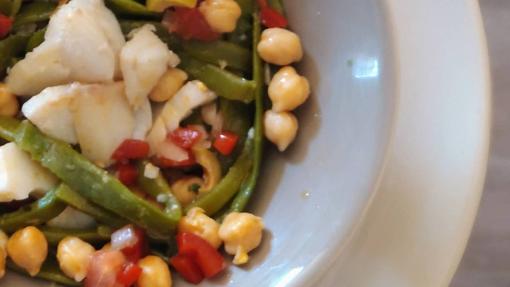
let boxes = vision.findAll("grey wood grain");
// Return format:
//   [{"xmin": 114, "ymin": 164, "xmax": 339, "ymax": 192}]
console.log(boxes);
[{"xmin": 451, "ymin": 1, "xmax": 510, "ymax": 286}]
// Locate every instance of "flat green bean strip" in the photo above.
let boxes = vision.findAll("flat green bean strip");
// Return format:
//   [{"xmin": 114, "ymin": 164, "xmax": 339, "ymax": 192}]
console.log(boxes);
[
  {"xmin": 9, "ymin": 0, "xmax": 22, "ymax": 16},
  {"xmin": 0, "ymin": 0, "xmax": 9, "ymax": 15},
  {"xmin": 54, "ymin": 184, "xmax": 126, "ymax": 227},
  {"xmin": 41, "ymin": 225, "xmax": 112, "ymax": 245},
  {"xmin": 229, "ymin": 12, "xmax": 265, "ymax": 213},
  {"xmin": 0, "ymin": 189, "xmax": 66, "ymax": 233},
  {"xmin": 106, "ymin": 0, "xmax": 160, "ymax": 18},
  {"xmin": 120, "ymin": 20, "xmax": 250, "ymax": 72},
  {"xmin": 186, "ymin": 135, "xmax": 254, "ymax": 215},
  {"xmin": 235, "ymin": 0, "xmax": 254, "ymax": 15},
  {"xmin": 217, "ymin": 98, "xmax": 252, "ymax": 173},
  {"xmin": 119, "ymin": 20, "xmax": 181, "ymax": 49},
  {"xmin": 227, "ymin": 0, "xmax": 254, "ymax": 46},
  {"xmin": 0, "ymin": 32, "xmax": 30, "ymax": 77},
  {"xmin": 12, "ymin": 1, "xmax": 57, "ymax": 29},
  {"xmin": 182, "ymin": 40, "xmax": 251, "ymax": 73},
  {"xmin": 136, "ymin": 160, "xmax": 182, "ymax": 218},
  {"xmin": 180, "ymin": 55, "xmax": 256, "ymax": 103},
  {"xmin": 12, "ymin": 120, "xmax": 179, "ymax": 239},
  {"xmin": 26, "ymin": 28, "xmax": 46, "ymax": 53},
  {"xmin": 0, "ymin": 116, "xmax": 20, "ymax": 142},
  {"xmin": 7, "ymin": 257, "xmax": 80, "ymax": 287}
]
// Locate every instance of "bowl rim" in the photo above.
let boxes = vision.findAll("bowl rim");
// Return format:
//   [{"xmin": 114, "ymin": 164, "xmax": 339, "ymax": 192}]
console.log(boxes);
[{"xmin": 302, "ymin": 0, "xmax": 491, "ymax": 286}]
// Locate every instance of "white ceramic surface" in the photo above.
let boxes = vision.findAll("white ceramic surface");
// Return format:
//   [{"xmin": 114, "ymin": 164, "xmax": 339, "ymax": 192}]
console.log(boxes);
[{"xmin": 2, "ymin": 0, "xmax": 490, "ymax": 286}]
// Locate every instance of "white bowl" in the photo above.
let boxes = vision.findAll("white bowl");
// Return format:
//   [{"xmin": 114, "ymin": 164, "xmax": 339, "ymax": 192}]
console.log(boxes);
[{"xmin": 3, "ymin": 0, "xmax": 490, "ymax": 286}]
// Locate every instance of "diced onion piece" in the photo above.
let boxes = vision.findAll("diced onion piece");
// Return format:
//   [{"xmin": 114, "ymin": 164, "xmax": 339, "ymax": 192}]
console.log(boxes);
[
  {"xmin": 147, "ymin": 81, "xmax": 217, "ymax": 159},
  {"xmin": 111, "ymin": 225, "xmax": 138, "ymax": 251},
  {"xmin": 143, "ymin": 163, "xmax": 160, "ymax": 179}
]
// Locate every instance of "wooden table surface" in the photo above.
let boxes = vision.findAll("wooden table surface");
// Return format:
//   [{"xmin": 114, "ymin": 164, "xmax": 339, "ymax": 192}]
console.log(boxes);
[{"xmin": 451, "ymin": 1, "xmax": 510, "ymax": 286}]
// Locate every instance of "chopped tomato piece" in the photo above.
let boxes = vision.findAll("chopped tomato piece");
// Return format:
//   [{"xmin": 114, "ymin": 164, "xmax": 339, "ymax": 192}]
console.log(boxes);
[
  {"xmin": 116, "ymin": 163, "xmax": 138, "ymax": 186},
  {"xmin": 176, "ymin": 232, "xmax": 226, "ymax": 278},
  {"xmin": 0, "ymin": 14, "xmax": 12, "ymax": 39},
  {"xmin": 116, "ymin": 262, "xmax": 142, "ymax": 286},
  {"xmin": 256, "ymin": 0, "xmax": 288, "ymax": 28},
  {"xmin": 112, "ymin": 139, "xmax": 150, "ymax": 162},
  {"xmin": 260, "ymin": 7, "xmax": 288, "ymax": 28},
  {"xmin": 119, "ymin": 226, "xmax": 147, "ymax": 263},
  {"xmin": 169, "ymin": 127, "xmax": 203, "ymax": 149},
  {"xmin": 153, "ymin": 153, "xmax": 196, "ymax": 168},
  {"xmin": 213, "ymin": 131, "xmax": 239, "ymax": 156},
  {"xmin": 163, "ymin": 8, "xmax": 220, "ymax": 42},
  {"xmin": 169, "ymin": 254, "xmax": 204, "ymax": 284},
  {"xmin": 85, "ymin": 250, "xmax": 126, "ymax": 287}
]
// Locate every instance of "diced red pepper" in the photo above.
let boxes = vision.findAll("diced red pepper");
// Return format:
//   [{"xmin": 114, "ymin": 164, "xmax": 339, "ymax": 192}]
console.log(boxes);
[
  {"xmin": 169, "ymin": 254, "xmax": 204, "ymax": 284},
  {"xmin": 112, "ymin": 139, "xmax": 150, "ymax": 162},
  {"xmin": 163, "ymin": 8, "xmax": 220, "ymax": 42},
  {"xmin": 116, "ymin": 262, "xmax": 142, "ymax": 286},
  {"xmin": 176, "ymin": 232, "xmax": 226, "ymax": 278},
  {"xmin": 169, "ymin": 127, "xmax": 203, "ymax": 150},
  {"xmin": 116, "ymin": 163, "xmax": 138, "ymax": 186},
  {"xmin": 213, "ymin": 131, "xmax": 239, "ymax": 156},
  {"xmin": 120, "ymin": 227, "xmax": 147, "ymax": 263},
  {"xmin": 260, "ymin": 7, "xmax": 288, "ymax": 28},
  {"xmin": 256, "ymin": 0, "xmax": 288, "ymax": 28},
  {"xmin": 0, "ymin": 14, "xmax": 12, "ymax": 39}
]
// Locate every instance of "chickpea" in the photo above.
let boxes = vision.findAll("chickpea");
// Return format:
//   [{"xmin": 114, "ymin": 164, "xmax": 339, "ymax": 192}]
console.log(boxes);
[
  {"xmin": 219, "ymin": 212, "xmax": 264, "ymax": 265},
  {"xmin": 178, "ymin": 207, "xmax": 222, "ymax": 249},
  {"xmin": 57, "ymin": 236, "xmax": 95, "ymax": 282},
  {"xmin": 264, "ymin": 110, "xmax": 298, "ymax": 152},
  {"xmin": 137, "ymin": 256, "xmax": 172, "ymax": 287},
  {"xmin": 269, "ymin": 66, "xmax": 310, "ymax": 112},
  {"xmin": 199, "ymin": 0, "xmax": 242, "ymax": 33},
  {"xmin": 7, "ymin": 226, "xmax": 48, "ymax": 276},
  {"xmin": 149, "ymin": 68, "xmax": 188, "ymax": 102},
  {"xmin": 171, "ymin": 177, "xmax": 204, "ymax": 205},
  {"xmin": 0, "ymin": 230, "xmax": 8, "ymax": 279},
  {"xmin": 0, "ymin": 83, "xmax": 19, "ymax": 117},
  {"xmin": 257, "ymin": 28, "xmax": 303, "ymax": 66}
]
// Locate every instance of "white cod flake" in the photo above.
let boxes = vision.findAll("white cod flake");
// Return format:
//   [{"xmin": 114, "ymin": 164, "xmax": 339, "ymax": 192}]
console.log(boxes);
[
  {"xmin": 121, "ymin": 24, "xmax": 180, "ymax": 109},
  {"xmin": 6, "ymin": 0, "xmax": 125, "ymax": 96}
]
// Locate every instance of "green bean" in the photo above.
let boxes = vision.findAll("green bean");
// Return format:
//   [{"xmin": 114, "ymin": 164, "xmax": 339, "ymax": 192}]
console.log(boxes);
[
  {"xmin": 217, "ymin": 98, "xmax": 252, "ymax": 173},
  {"xmin": 136, "ymin": 160, "xmax": 182, "ymax": 218},
  {"xmin": 186, "ymin": 135, "xmax": 254, "ymax": 216},
  {"xmin": 11, "ymin": 0, "xmax": 21, "ymax": 16},
  {"xmin": 0, "ymin": 0, "xmax": 9, "ymax": 15},
  {"xmin": 54, "ymin": 184, "xmax": 126, "ymax": 228},
  {"xmin": 182, "ymin": 40, "xmax": 251, "ymax": 73},
  {"xmin": 235, "ymin": 0, "xmax": 254, "ymax": 15},
  {"xmin": 119, "ymin": 20, "xmax": 181, "ymax": 49},
  {"xmin": 26, "ymin": 28, "xmax": 46, "ymax": 53},
  {"xmin": 0, "ymin": 188, "xmax": 66, "ymax": 233},
  {"xmin": 41, "ymin": 225, "xmax": 113, "ymax": 245},
  {"xmin": 0, "ymin": 0, "xmax": 21, "ymax": 17},
  {"xmin": 226, "ymin": 14, "xmax": 252, "ymax": 48},
  {"xmin": 228, "ymin": 12, "xmax": 265, "ymax": 213},
  {"xmin": 12, "ymin": 1, "xmax": 57, "ymax": 30},
  {"xmin": 179, "ymin": 55, "xmax": 256, "ymax": 103},
  {"xmin": 106, "ymin": 0, "xmax": 160, "ymax": 18},
  {"xmin": 0, "ymin": 116, "xmax": 20, "ymax": 142},
  {"xmin": 9, "ymin": 120, "xmax": 179, "ymax": 239},
  {"xmin": 0, "ymin": 32, "xmax": 31, "ymax": 77},
  {"xmin": 7, "ymin": 257, "xmax": 80, "ymax": 287},
  {"xmin": 119, "ymin": 20, "xmax": 250, "ymax": 73}
]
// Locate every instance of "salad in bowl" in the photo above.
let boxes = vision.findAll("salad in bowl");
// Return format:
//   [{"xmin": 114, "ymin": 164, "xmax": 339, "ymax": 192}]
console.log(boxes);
[{"xmin": 0, "ymin": 0, "xmax": 310, "ymax": 286}]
